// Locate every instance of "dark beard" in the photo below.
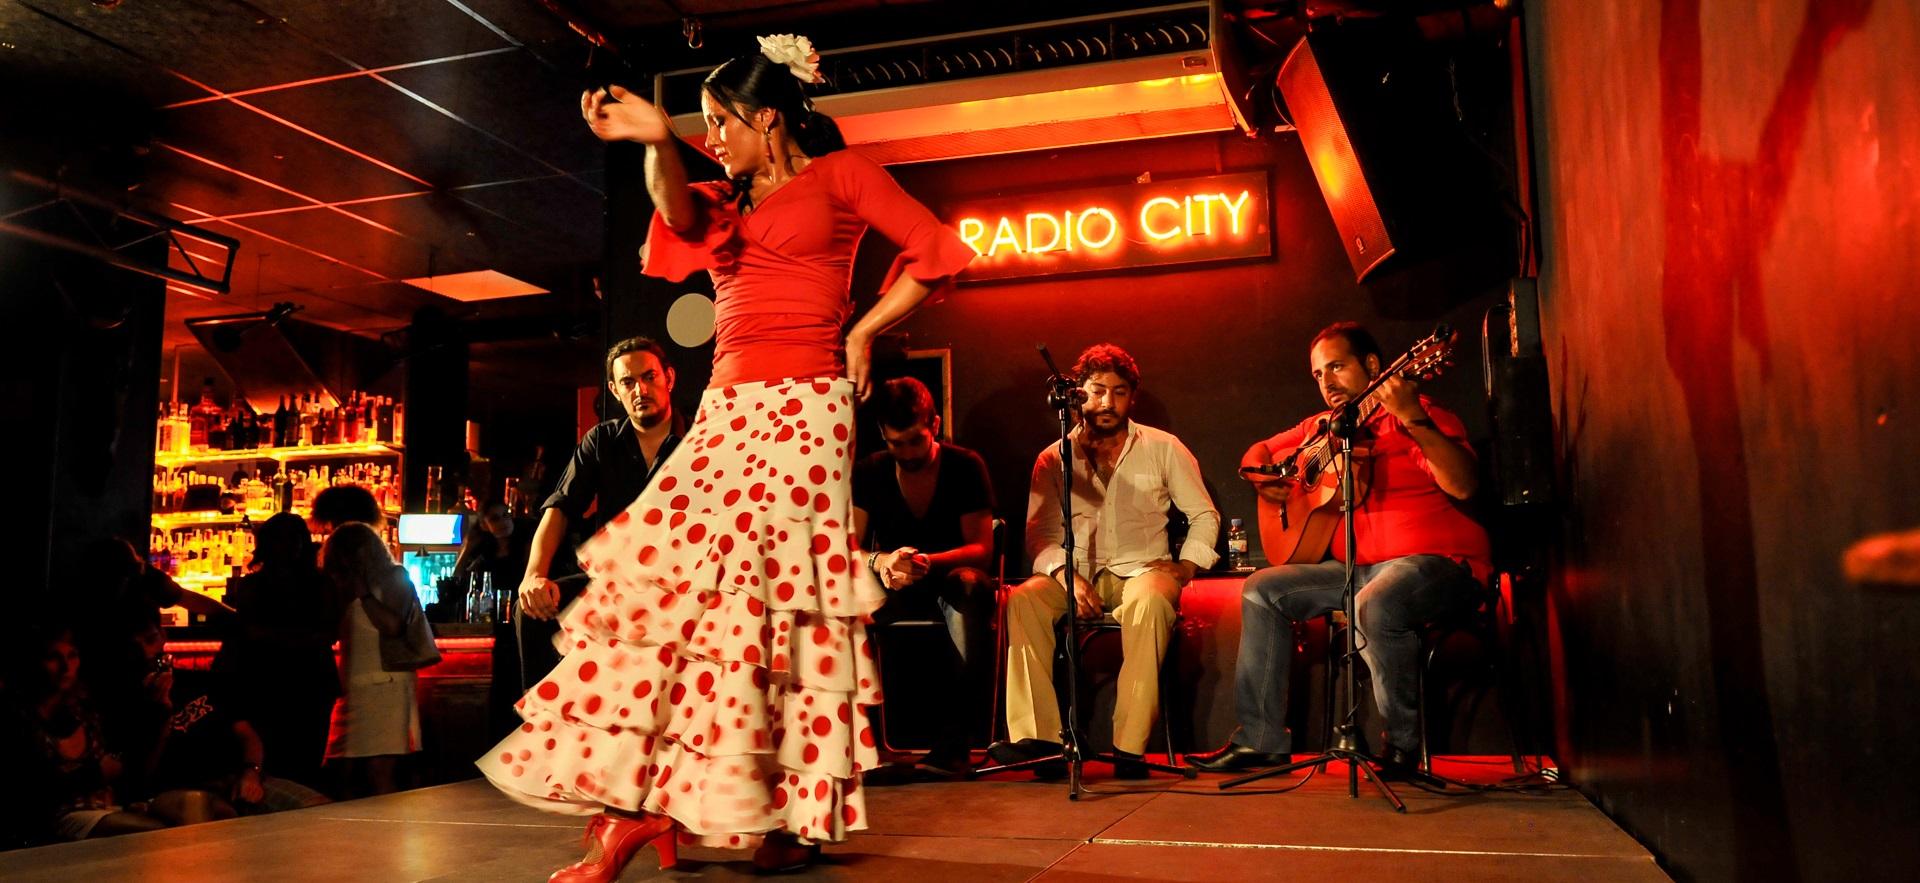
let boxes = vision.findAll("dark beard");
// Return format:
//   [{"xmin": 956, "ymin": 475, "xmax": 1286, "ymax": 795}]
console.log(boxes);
[{"xmin": 1081, "ymin": 413, "xmax": 1126, "ymax": 440}]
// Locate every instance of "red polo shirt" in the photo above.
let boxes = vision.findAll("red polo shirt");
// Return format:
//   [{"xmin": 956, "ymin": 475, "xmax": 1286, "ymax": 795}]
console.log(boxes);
[{"xmin": 1255, "ymin": 397, "xmax": 1491, "ymax": 581}]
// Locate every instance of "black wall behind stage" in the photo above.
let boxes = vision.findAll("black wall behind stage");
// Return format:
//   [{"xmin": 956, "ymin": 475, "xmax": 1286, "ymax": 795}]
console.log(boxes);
[
  {"xmin": 864, "ymin": 131, "xmax": 1508, "ymax": 568},
  {"xmin": 608, "ymin": 130, "xmax": 1514, "ymax": 572}
]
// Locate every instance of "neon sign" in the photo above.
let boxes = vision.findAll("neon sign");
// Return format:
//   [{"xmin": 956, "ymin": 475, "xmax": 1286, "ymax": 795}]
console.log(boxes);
[{"xmin": 944, "ymin": 171, "xmax": 1270, "ymax": 281}]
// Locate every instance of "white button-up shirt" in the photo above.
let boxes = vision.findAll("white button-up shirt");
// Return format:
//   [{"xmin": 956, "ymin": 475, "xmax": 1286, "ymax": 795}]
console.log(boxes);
[{"xmin": 1026, "ymin": 420, "xmax": 1221, "ymax": 580}]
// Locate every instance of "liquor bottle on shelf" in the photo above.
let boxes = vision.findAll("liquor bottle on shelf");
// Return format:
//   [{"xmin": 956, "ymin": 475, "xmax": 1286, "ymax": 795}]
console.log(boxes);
[
  {"xmin": 392, "ymin": 400, "xmax": 405, "ymax": 446},
  {"xmin": 375, "ymin": 396, "xmax": 394, "ymax": 443},
  {"xmin": 273, "ymin": 395, "xmax": 291, "ymax": 448},
  {"xmin": 343, "ymin": 392, "xmax": 361, "ymax": 444},
  {"xmin": 298, "ymin": 393, "xmax": 316, "ymax": 446},
  {"xmin": 222, "ymin": 406, "xmax": 243, "ymax": 452},
  {"xmin": 155, "ymin": 403, "xmax": 176, "ymax": 455},
  {"xmin": 190, "ymin": 378, "xmax": 223, "ymax": 450}
]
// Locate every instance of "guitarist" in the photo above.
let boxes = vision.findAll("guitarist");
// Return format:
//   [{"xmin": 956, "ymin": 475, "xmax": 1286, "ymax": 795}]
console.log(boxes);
[{"xmin": 1188, "ymin": 322, "xmax": 1490, "ymax": 776}]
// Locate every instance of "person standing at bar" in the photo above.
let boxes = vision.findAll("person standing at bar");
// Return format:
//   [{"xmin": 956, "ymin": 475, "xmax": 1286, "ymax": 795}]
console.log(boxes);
[
  {"xmin": 478, "ymin": 33, "xmax": 973, "ymax": 880},
  {"xmin": 514, "ymin": 337, "xmax": 682, "ymax": 693}
]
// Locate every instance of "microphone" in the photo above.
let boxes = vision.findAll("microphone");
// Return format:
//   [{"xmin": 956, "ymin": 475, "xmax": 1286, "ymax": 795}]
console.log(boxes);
[
  {"xmin": 1036, "ymin": 344, "xmax": 1074, "ymax": 381},
  {"xmin": 1036, "ymin": 344, "xmax": 1088, "ymax": 403},
  {"xmin": 1240, "ymin": 463, "xmax": 1294, "ymax": 477}
]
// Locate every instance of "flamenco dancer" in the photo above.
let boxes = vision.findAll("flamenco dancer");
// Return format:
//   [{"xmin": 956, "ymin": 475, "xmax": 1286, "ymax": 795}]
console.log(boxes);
[{"xmin": 478, "ymin": 34, "xmax": 974, "ymax": 880}]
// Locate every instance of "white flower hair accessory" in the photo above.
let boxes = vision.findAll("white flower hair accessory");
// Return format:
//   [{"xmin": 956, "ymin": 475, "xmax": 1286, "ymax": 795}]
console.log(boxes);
[{"xmin": 757, "ymin": 33, "xmax": 824, "ymax": 84}]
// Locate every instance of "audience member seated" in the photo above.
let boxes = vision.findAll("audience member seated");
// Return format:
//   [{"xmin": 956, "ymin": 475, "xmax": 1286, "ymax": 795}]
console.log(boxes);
[
  {"xmin": 851, "ymin": 377, "xmax": 998, "ymax": 777},
  {"xmin": 71, "ymin": 537, "xmax": 233, "ymax": 697},
  {"xmin": 130, "ymin": 622, "xmax": 329, "ymax": 815},
  {"xmin": 3, "ymin": 622, "xmax": 222, "ymax": 845},
  {"xmin": 322, "ymin": 523, "xmax": 437, "ymax": 796},
  {"xmin": 214, "ymin": 512, "xmax": 341, "ymax": 790}
]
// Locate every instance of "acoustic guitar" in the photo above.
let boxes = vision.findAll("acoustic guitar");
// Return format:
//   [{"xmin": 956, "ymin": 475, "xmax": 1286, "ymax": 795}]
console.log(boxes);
[{"xmin": 1246, "ymin": 327, "xmax": 1457, "ymax": 566}]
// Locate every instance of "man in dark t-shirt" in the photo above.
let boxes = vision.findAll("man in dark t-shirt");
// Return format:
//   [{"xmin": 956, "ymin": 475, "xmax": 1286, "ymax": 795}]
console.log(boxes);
[{"xmin": 852, "ymin": 378, "xmax": 996, "ymax": 775}]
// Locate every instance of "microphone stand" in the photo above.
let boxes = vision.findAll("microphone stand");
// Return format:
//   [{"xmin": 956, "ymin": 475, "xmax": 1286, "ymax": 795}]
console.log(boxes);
[
  {"xmin": 1216, "ymin": 326, "xmax": 1458, "ymax": 809},
  {"xmin": 971, "ymin": 346, "xmax": 1196, "ymax": 799}
]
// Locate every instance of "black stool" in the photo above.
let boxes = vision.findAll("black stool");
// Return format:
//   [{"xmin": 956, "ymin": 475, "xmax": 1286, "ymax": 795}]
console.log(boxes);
[
  {"xmin": 1067, "ymin": 612, "xmax": 1182, "ymax": 759},
  {"xmin": 1416, "ymin": 574, "xmax": 1527, "ymax": 774}
]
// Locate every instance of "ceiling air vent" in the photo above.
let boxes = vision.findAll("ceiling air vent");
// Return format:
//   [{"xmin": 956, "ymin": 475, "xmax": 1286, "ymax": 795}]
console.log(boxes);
[{"xmin": 655, "ymin": 1, "xmax": 1251, "ymax": 165}]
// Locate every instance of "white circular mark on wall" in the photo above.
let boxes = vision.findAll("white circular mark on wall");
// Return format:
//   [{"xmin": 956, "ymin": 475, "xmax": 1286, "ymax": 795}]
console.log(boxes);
[{"xmin": 666, "ymin": 292, "xmax": 715, "ymax": 347}]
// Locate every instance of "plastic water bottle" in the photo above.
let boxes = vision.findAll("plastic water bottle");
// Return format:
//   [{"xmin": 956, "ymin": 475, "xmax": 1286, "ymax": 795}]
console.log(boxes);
[{"xmin": 1226, "ymin": 518, "xmax": 1249, "ymax": 570}]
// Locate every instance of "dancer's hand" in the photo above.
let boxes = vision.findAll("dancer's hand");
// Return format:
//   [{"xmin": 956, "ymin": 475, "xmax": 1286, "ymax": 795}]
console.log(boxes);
[
  {"xmin": 845, "ymin": 331, "xmax": 873, "ymax": 402},
  {"xmin": 582, "ymin": 85, "xmax": 675, "ymax": 146},
  {"xmin": 519, "ymin": 574, "xmax": 561, "ymax": 620}
]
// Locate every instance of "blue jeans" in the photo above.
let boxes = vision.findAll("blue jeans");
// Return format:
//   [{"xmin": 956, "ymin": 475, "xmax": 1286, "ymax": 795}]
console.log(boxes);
[{"xmin": 1233, "ymin": 555, "xmax": 1478, "ymax": 755}]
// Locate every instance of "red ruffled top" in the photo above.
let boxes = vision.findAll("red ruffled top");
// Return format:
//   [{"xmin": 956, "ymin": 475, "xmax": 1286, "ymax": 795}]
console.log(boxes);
[{"xmin": 641, "ymin": 150, "xmax": 975, "ymax": 388}]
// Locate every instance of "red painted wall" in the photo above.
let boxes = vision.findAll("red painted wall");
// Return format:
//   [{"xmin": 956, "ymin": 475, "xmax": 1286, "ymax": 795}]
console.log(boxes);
[{"xmin": 1528, "ymin": 1, "xmax": 1920, "ymax": 879}]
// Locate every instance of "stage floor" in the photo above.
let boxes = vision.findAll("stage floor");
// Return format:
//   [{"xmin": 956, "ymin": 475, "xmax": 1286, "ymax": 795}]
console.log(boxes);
[{"xmin": 0, "ymin": 758, "xmax": 1666, "ymax": 881}]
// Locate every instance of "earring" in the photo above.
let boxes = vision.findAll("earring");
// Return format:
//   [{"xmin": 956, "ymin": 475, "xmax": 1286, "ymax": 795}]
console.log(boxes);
[{"xmin": 763, "ymin": 127, "xmax": 775, "ymax": 168}]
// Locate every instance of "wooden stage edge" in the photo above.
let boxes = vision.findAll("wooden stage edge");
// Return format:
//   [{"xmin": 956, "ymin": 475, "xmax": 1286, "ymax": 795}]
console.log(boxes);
[{"xmin": 0, "ymin": 757, "xmax": 1670, "ymax": 882}]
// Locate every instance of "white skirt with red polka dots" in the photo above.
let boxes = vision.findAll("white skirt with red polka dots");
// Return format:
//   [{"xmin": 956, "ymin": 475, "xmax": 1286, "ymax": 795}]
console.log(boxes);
[{"xmin": 478, "ymin": 376, "xmax": 885, "ymax": 847}]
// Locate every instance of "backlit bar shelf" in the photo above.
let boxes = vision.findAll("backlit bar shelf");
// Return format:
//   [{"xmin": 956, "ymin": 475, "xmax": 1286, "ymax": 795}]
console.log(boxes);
[
  {"xmin": 152, "ymin": 507, "xmax": 402, "ymax": 530},
  {"xmin": 154, "ymin": 441, "xmax": 404, "ymax": 469}
]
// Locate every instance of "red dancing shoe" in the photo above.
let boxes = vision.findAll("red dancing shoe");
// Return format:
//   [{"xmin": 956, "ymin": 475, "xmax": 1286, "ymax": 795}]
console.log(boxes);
[
  {"xmin": 549, "ymin": 812, "xmax": 677, "ymax": 882},
  {"xmin": 751, "ymin": 830, "xmax": 820, "ymax": 874}
]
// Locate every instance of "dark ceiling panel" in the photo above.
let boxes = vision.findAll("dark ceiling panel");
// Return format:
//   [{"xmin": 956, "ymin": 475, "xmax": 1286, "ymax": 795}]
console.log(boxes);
[
  {"xmin": 243, "ymin": 75, "xmax": 557, "ymax": 190},
  {"xmin": 0, "ymin": 2, "xmax": 205, "ymax": 106},
  {"xmin": 135, "ymin": 149, "xmax": 312, "ymax": 220},
  {"xmin": 574, "ymin": 0, "xmax": 684, "ymax": 30},
  {"xmin": 348, "ymin": 189, "xmax": 594, "ymax": 276},
  {"xmin": 383, "ymin": 51, "xmax": 607, "ymax": 178},
  {"xmin": 249, "ymin": 0, "xmax": 511, "ymax": 70},
  {"xmin": 445, "ymin": 0, "xmax": 582, "ymax": 48},
  {"xmin": 195, "ymin": 217, "xmax": 393, "ymax": 295},
  {"xmin": 297, "ymin": 279, "xmax": 446, "ymax": 319},
  {"xmin": 238, "ymin": 205, "xmax": 432, "ymax": 282},
  {"xmin": 449, "ymin": 176, "xmax": 603, "ymax": 259},
  {"xmin": 577, "ymin": 0, "xmax": 892, "ymax": 30},
  {"xmin": 160, "ymin": 99, "xmax": 429, "ymax": 203},
  {"xmin": 21, "ymin": 0, "xmax": 356, "ymax": 94}
]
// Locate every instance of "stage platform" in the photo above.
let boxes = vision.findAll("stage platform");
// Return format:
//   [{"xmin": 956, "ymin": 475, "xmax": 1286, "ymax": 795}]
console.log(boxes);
[{"xmin": 0, "ymin": 758, "xmax": 1665, "ymax": 881}]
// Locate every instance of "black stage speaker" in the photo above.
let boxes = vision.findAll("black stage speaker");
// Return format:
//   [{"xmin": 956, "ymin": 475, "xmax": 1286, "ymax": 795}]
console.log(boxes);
[
  {"xmin": 1277, "ymin": 27, "xmax": 1493, "ymax": 282},
  {"xmin": 1483, "ymin": 279, "xmax": 1556, "ymax": 508}
]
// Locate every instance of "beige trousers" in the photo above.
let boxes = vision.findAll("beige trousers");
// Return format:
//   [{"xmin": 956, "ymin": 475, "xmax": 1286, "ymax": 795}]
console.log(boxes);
[{"xmin": 1003, "ymin": 567, "xmax": 1180, "ymax": 754}]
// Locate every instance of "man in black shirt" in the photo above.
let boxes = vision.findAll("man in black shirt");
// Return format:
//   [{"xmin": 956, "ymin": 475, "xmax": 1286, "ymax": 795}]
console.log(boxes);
[
  {"xmin": 514, "ymin": 337, "xmax": 682, "ymax": 689},
  {"xmin": 852, "ymin": 378, "xmax": 996, "ymax": 776}
]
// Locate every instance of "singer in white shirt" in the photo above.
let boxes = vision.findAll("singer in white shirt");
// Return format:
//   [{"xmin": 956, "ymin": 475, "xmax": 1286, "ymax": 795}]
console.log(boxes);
[{"xmin": 989, "ymin": 343, "xmax": 1220, "ymax": 777}]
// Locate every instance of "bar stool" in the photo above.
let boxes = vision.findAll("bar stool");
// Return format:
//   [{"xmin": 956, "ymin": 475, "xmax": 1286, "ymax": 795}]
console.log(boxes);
[
  {"xmin": 989, "ymin": 594, "xmax": 1184, "ymax": 759},
  {"xmin": 1415, "ymin": 573, "xmax": 1527, "ymax": 774},
  {"xmin": 1070, "ymin": 612, "xmax": 1182, "ymax": 758},
  {"xmin": 1314, "ymin": 573, "xmax": 1524, "ymax": 773},
  {"xmin": 869, "ymin": 520, "xmax": 1005, "ymax": 754}
]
